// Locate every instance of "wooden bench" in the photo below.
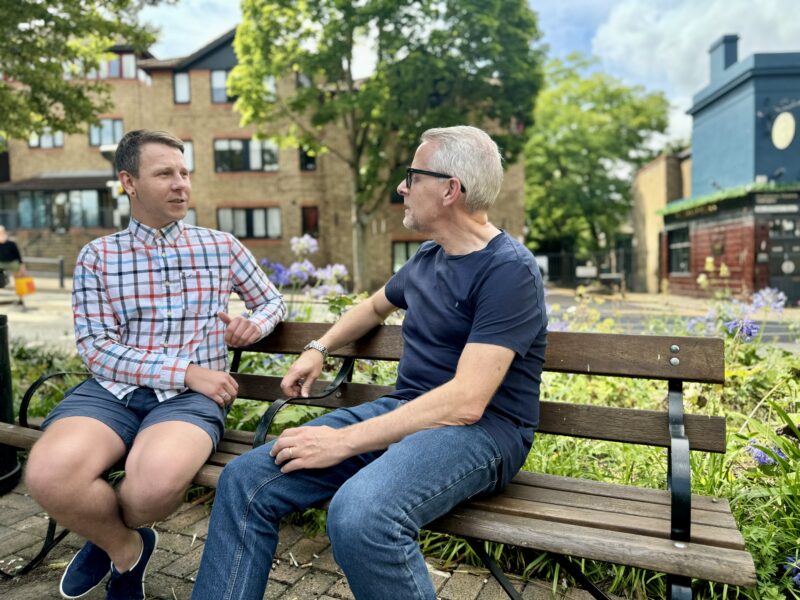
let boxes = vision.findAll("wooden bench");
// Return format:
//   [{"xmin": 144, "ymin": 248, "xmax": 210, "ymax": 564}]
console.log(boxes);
[{"xmin": 0, "ymin": 322, "xmax": 757, "ymax": 598}]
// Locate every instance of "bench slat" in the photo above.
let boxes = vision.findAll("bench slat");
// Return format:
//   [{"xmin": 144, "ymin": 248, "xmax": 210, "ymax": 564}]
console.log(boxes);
[
  {"xmin": 431, "ymin": 508, "xmax": 757, "ymax": 587},
  {"xmin": 538, "ymin": 401, "xmax": 727, "ymax": 452},
  {"xmin": 240, "ymin": 325, "xmax": 725, "ymax": 383},
  {"xmin": 500, "ymin": 483, "xmax": 739, "ymax": 531},
  {"xmin": 512, "ymin": 471, "xmax": 732, "ymax": 513},
  {"xmin": 466, "ymin": 494, "xmax": 744, "ymax": 550}
]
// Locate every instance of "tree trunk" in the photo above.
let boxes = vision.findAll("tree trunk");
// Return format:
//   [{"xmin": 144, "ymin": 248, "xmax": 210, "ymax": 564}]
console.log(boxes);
[{"xmin": 351, "ymin": 200, "xmax": 367, "ymax": 292}]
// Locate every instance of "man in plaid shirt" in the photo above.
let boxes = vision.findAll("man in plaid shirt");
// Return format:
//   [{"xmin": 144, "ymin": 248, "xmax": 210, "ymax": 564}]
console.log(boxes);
[{"xmin": 25, "ymin": 130, "xmax": 286, "ymax": 600}]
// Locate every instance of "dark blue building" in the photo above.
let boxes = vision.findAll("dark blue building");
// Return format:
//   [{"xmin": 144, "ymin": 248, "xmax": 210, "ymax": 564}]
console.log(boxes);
[{"xmin": 661, "ymin": 35, "xmax": 800, "ymax": 303}]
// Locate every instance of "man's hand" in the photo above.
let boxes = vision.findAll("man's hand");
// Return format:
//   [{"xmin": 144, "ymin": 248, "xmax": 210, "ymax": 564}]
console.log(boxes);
[
  {"xmin": 269, "ymin": 425, "xmax": 352, "ymax": 473},
  {"xmin": 185, "ymin": 363, "xmax": 239, "ymax": 407},
  {"xmin": 280, "ymin": 350, "xmax": 324, "ymax": 398},
  {"xmin": 218, "ymin": 312, "xmax": 261, "ymax": 347}
]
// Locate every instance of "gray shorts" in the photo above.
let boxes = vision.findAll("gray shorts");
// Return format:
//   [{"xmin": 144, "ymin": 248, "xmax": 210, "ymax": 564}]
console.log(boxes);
[{"xmin": 42, "ymin": 378, "xmax": 226, "ymax": 450}]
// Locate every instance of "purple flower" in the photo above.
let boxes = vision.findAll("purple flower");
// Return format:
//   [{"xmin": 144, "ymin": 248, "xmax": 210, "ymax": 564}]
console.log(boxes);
[
  {"xmin": 290, "ymin": 234, "xmax": 319, "ymax": 257},
  {"xmin": 548, "ymin": 320, "xmax": 569, "ymax": 332},
  {"xmin": 309, "ymin": 283, "xmax": 346, "ymax": 298},
  {"xmin": 314, "ymin": 263, "xmax": 348, "ymax": 284},
  {"xmin": 261, "ymin": 260, "xmax": 291, "ymax": 287},
  {"xmin": 784, "ymin": 554, "xmax": 800, "ymax": 587},
  {"xmin": 751, "ymin": 287, "xmax": 788, "ymax": 312},
  {"xmin": 747, "ymin": 439, "xmax": 787, "ymax": 466},
  {"xmin": 288, "ymin": 259, "xmax": 315, "ymax": 285},
  {"xmin": 724, "ymin": 318, "xmax": 760, "ymax": 341}
]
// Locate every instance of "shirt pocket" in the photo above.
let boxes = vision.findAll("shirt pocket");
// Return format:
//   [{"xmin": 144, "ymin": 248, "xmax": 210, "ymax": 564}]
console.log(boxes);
[{"xmin": 180, "ymin": 270, "xmax": 220, "ymax": 316}]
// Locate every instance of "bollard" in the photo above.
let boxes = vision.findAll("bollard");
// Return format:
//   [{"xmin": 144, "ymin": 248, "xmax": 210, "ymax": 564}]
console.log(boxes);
[{"xmin": 0, "ymin": 314, "xmax": 22, "ymax": 494}]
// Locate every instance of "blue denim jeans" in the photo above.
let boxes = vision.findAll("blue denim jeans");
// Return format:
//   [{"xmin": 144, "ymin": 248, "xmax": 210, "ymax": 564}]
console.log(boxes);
[{"xmin": 191, "ymin": 396, "xmax": 503, "ymax": 600}]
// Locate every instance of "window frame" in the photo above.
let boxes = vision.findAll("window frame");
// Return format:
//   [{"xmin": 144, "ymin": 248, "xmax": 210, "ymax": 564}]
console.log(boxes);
[
  {"xmin": 210, "ymin": 69, "xmax": 235, "ymax": 103},
  {"xmin": 213, "ymin": 138, "xmax": 279, "ymax": 173},
  {"xmin": 217, "ymin": 207, "xmax": 281, "ymax": 239},
  {"xmin": 173, "ymin": 72, "xmax": 191, "ymax": 104},
  {"xmin": 392, "ymin": 240, "xmax": 423, "ymax": 273},
  {"xmin": 89, "ymin": 118, "xmax": 124, "ymax": 147},
  {"xmin": 667, "ymin": 227, "xmax": 691, "ymax": 275}
]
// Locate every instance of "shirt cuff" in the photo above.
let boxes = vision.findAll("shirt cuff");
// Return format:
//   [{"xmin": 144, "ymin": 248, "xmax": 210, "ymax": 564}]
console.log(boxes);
[{"xmin": 160, "ymin": 356, "xmax": 191, "ymax": 389}]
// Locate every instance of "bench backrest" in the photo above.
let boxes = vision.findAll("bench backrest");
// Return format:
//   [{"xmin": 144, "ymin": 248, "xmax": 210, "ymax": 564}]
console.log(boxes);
[{"xmin": 232, "ymin": 323, "xmax": 727, "ymax": 453}]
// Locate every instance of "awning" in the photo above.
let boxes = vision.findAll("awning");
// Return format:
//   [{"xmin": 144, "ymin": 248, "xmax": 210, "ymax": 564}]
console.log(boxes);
[{"xmin": 0, "ymin": 172, "xmax": 113, "ymax": 192}]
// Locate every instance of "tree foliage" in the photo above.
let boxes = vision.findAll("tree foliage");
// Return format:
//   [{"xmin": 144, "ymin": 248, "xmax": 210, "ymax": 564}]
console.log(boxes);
[
  {"xmin": 525, "ymin": 55, "xmax": 669, "ymax": 255},
  {"xmin": 232, "ymin": 0, "xmax": 544, "ymax": 290},
  {"xmin": 0, "ymin": 1, "xmax": 158, "ymax": 145}
]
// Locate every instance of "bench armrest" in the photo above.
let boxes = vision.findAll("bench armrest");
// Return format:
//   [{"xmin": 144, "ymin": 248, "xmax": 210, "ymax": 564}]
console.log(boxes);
[
  {"xmin": 19, "ymin": 371, "xmax": 90, "ymax": 428},
  {"xmin": 252, "ymin": 357, "xmax": 356, "ymax": 448},
  {"xmin": 667, "ymin": 380, "xmax": 691, "ymax": 542}
]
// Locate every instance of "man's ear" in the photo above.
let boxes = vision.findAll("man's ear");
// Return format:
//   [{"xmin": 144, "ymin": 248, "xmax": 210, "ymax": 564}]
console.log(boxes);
[
  {"xmin": 119, "ymin": 171, "xmax": 136, "ymax": 197},
  {"xmin": 441, "ymin": 179, "xmax": 462, "ymax": 207}
]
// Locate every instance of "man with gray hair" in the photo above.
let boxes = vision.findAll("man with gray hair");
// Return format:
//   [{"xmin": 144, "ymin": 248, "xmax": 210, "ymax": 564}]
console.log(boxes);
[
  {"xmin": 25, "ymin": 129, "xmax": 286, "ymax": 599},
  {"xmin": 192, "ymin": 125, "xmax": 547, "ymax": 600}
]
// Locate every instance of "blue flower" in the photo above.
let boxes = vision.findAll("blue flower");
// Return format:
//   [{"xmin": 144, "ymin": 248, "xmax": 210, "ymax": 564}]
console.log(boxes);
[
  {"xmin": 751, "ymin": 287, "xmax": 788, "ymax": 312},
  {"xmin": 288, "ymin": 259, "xmax": 315, "ymax": 285},
  {"xmin": 261, "ymin": 260, "xmax": 290, "ymax": 287},
  {"xmin": 747, "ymin": 439, "xmax": 787, "ymax": 466},
  {"xmin": 290, "ymin": 234, "xmax": 319, "ymax": 257},
  {"xmin": 784, "ymin": 554, "xmax": 800, "ymax": 587},
  {"xmin": 724, "ymin": 318, "xmax": 759, "ymax": 341}
]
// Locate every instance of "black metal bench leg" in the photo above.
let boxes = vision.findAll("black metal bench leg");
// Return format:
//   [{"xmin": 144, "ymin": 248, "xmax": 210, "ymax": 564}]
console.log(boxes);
[
  {"xmin": 464, "ymin": 538, "xmax": 523, "ymax": 600},
  {"xmin": 667, "ymin": 575, "xmax": 692, "ymax": 599},
  {"xmin": 0, "ymin": 517, "xmax": 70, "ymax": 578},
  {"xmin": 552, "ymin": 554, "xmax": 611, "ymax": 600}
]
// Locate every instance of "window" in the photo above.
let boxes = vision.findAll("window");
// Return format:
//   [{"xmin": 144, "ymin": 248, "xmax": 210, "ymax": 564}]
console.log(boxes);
[
  {"xmin": 121, "ymin": 54, "xmax": 136, "ymax": 79},
  {"xmin": 182, "ymin": 140, "xmax": 194, "ymax": 172},
  {"xmin": 184, "ymin": 208, "xmax": 197, "ymax": 226},
  {"xmin": 107, "ymin": 56, "xmax": 121, "ymax": 78},
  {"xmin": 218, "ymin": 207, "xmax": 281, "ymax": 239},
  {"xmin": 214, "ymin": 139, "xmax": 246, "ymax": 172},
  {"xmin": 668, "ymin": 228, "xmax": 690, "ymax": 274},
  {"xmin": 211, "ymin": 69, "xmax": 234, "ymax": 103},
  {"xmin": 0, "ymin": 193, "xmax": 18, "ymax": 230},
  {"xmin": 296, "ymin": 72, "xmax": 311, "ymax": 89},
  {"xmin": 214, "ymin": 138, "xmax": 278, "ymax": 172},
  {"xmin": 299, "ymin": 147, "xmax": 316, "ymax": 171},
  {"xmin": 89, "ymin": 118, "xmax": 124, "ymax": 146},
  {"xmin": 174, "ymin": 72, "xmax": 190, "ymax": 104},
  {"xmin": 29, "ymin": 129, "xmax": 64, "ymax": 149},
  {"xmin": 392, "ymin": 241, "xmax": 422, "ymax": 273},
  {"xmin": 302, "ymin": 206, "xmax": 319, "ymax": 238},
  {"xmin": 18, "ymin": 191, "xmax": 51, "ymax": 229}
]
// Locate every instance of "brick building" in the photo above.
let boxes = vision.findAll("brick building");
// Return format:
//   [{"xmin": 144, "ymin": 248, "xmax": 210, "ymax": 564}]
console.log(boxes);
[
  {"xmin": 0, "ymin": 30, "xmax": 525, "ymax": 291},
  {"xmin": 631, "ymin": 35, "xmax": 800, "ymax": 303}
]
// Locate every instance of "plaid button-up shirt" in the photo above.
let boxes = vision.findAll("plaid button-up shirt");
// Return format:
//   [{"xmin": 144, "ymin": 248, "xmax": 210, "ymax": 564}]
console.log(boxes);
[{"xmin": 73, "ymin": 218, "xmax": 286, "ymax": 402}]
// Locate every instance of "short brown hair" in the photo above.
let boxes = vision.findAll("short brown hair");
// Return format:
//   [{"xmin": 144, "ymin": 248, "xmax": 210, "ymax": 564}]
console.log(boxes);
[{"xmin": 115, "ymin": 130, "xmax": 184, "ymax": 176}]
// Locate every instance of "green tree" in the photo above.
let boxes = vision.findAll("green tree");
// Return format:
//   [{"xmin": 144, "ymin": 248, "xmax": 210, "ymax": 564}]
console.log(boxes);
[
  {"xmin": 232, "ymin": 0, "xmax": 544, "ymax": 290},
  {"xmin": 525, "ymin": 55, "xmax": 668, "ymax": 257},
  {"xmin": 0, "ymin": 1, "xmax": 158, "ymax": 146}
]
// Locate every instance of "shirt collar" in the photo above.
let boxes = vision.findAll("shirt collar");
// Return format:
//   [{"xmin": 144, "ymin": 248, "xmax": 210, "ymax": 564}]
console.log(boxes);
[{"xmin": 128, "ymin": 218, "xmax": 185, "ymax": 246}]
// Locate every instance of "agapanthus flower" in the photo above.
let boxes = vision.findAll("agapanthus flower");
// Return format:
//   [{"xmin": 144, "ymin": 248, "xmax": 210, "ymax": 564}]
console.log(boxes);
[
  {"xmin": 783, "ymin": 554, "xmax": 800, "ymax": 587},
  {"xmin": 287, "ymin": 260, "xmax": 315, "ymax": 285},
  {"xmin": 747, "ymin": 439, "xmax": 787, "ymax": 466},
  {"xmin": 751, "ymin": 287, "xmax": 788, "ymax": 313},
  {"xmin": 290, "ymin": 234, "xmax": 319, "ymax": 257},
  {"xmin": 315, "ymin": 263, "xmax": 348, "ymax": 284},
  {"xmin": 548, "ymin": 320, "xmax": 569, "ymax": 332},
  {"xmin": 261, "ymin": 259, "xmax": 291, "ymax": 287},
  {"xmin": 724, "ymin": 318, "xmax": 760, "ymax": 341},
  {"xmin": 309, "ymin": 283, "xmax": 346, "ymax": 298},
  {"xmin": 687, "ymin": 309, "xmax": 717, "ymax": 335}
]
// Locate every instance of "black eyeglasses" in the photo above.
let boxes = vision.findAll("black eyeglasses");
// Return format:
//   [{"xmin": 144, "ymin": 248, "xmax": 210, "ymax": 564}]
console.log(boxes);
[{"xmin": 405, "ymin": 168, "xmax": 466, "ymax": 193}]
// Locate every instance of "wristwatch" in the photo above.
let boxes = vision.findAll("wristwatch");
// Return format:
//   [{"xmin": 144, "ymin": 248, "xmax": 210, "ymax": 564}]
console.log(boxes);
[{"xmin": 303, "ymin": 339, "xmax": 329, "ymax": 359}]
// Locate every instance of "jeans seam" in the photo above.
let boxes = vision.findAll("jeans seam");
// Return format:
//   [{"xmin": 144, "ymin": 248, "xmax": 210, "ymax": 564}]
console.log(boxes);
[
  {"xmin": 223, "ymin": 469, "xmax": 286, "ymax": 600},
  {"xmin": 395, "ymin": 455, "xmax": 500, "ymax": 599}
]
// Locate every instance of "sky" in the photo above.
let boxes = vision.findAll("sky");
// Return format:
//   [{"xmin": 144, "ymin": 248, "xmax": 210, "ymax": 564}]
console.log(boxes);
[{"xmin": 139, "ymin": 0, "xmax": 800, "ymax": 142}]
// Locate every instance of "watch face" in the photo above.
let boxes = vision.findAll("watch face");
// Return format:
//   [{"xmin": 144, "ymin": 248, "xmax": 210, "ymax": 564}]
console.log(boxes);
[{"xmin": 772, "ymin": 111, "xmax": 796, "ymax": 150}]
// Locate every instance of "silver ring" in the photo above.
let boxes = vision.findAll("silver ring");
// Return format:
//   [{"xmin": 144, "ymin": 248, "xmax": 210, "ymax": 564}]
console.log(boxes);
[{"xmin": 288, "ymin": 447, "xmax": 294, "ymax": 460}]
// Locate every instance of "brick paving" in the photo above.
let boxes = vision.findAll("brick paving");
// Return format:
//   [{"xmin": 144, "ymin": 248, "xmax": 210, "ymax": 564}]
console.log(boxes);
[{"xmin": 0, "ymin": 481, "xmax": 604, "ymax": 600}]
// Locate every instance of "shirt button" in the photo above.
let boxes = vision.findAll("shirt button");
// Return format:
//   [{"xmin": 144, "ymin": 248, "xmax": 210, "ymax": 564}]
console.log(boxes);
[
  {"xmin": 165, "ymin": 310, "xmax": 172, "ymax": 317},
  {"xmin": 164, "ymin": 281, "xmax": 170, "ymax": 288},
  {"xmin": 161, "ymin": 252, "xmax": 166, "ymax": 258},
  {"xmin": 162, "ymin": 342, "xmax": 168, "ymax": 348}
]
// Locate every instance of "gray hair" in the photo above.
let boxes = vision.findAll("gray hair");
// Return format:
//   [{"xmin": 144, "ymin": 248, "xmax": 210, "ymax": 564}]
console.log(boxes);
[
  {"xmin": 115, "ymin": 130, "xmax": 184, "ymax": 176},
  {"xmin": 420, "ymin": 126, "xmax": 504, "ymax": 212}
]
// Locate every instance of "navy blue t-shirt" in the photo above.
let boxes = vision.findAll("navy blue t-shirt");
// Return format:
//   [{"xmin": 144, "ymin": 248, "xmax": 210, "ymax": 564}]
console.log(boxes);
[{"xmin": 384, "ymin": 231, "xmax": 547, "ymax": 488}]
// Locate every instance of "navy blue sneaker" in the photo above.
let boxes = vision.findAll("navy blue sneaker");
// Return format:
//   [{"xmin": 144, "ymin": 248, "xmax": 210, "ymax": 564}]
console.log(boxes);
[
  {"xmin": 60, "ymin": 540, "xmax": 111, "ymax": 598},
  {"xmin": 105, "ymin": 527, "xmax": 159, "ymax": 600}
]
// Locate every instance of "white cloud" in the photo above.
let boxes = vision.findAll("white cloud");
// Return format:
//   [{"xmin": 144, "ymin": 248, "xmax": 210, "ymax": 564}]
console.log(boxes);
[{"xmin": 592, "ymin": 0, "xmax": 800, "ymax": 140}]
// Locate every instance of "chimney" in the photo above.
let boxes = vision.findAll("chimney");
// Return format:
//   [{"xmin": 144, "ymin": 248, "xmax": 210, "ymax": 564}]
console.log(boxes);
[{"xmin": 709, "ymin": 34, "xmax": 739, "ymax": 81}]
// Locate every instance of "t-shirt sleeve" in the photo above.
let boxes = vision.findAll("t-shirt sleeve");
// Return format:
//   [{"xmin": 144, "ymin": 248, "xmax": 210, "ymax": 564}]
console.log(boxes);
[
  {"xmin": 384, "ymin": 262, "xmax": 409, "ymax": 310},
  {"xmin": 467, "ymin": 260, "xmax": 545, "ymax": 356}
]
